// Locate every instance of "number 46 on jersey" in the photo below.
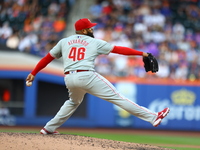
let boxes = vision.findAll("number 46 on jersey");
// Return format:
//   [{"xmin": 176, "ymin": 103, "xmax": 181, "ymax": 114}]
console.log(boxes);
[{"xmin": 68, "ymin": 47, "xmax": 86, "ymax": 61}]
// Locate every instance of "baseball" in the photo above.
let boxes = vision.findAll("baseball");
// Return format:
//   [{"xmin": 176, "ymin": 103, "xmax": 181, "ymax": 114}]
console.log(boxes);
[{"xmin": 26, "ymin": 81, "xmax": 32, "ymax": 86}]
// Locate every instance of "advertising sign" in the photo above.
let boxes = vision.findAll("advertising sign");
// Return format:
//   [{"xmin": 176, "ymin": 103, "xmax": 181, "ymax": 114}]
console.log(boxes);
[
  {"xmin": 135, "ymin": 84, "xmax": 200, "ymax": 130},
  {"xmin": 114, "ymin": 82, "xmax": 137, "ymax": 127}
]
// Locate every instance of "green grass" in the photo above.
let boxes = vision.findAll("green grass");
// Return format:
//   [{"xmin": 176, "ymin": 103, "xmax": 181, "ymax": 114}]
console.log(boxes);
[
  {"xmin": 1, "ymin": 128, "xmax": 200, "ymax": 150},
  {"xmin": 63, "ymin": 131, "xmax": 200, "ymax": 150}
]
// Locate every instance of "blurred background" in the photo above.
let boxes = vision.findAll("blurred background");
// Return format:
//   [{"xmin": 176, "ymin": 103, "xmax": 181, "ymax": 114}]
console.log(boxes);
[{"xmin": 0, "ymin": 0, "xmax": 200, "ymax": 131}]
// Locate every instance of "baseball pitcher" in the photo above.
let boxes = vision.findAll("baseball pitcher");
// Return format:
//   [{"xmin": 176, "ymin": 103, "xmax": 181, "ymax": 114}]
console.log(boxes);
[{"xmin": 26, "ymin": 18, "xmax": 170, "ymax": 134}]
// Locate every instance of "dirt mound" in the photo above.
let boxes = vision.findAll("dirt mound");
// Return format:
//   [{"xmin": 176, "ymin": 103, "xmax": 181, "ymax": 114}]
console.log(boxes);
[{"xmin": 0, "ymin": 132, "xmax": 173, "ymax": 150}]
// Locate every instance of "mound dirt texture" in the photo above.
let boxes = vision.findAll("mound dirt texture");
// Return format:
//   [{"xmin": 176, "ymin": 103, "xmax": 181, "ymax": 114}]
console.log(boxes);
[{"xmin": 0, "ymin": 132, "xmax": 173, "ymax": 150}]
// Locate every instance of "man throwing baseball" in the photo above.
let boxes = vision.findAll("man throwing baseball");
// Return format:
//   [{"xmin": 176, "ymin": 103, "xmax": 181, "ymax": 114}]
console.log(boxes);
[{"xmin": 26, "ymin": 18, "xmax": 170, "ymax": 134}]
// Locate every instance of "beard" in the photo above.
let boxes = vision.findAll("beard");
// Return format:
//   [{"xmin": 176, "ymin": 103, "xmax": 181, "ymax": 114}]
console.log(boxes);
[{"xmin": 87, "ymin": 32, "xmax": 94, "ymax": 38}]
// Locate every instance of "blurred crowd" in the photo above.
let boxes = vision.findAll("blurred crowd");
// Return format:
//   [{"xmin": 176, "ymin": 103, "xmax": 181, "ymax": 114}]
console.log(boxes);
[
  {"xmin": 0, "ymin": 0, "xmax": 73, "ymax": 56},
  {"xmin": 1, "ymin": 0, "xmax": 200, "ymax": 81},
  {"xmin": 90, "ymin": 0, "xmax": 200, "ymax": 81}
]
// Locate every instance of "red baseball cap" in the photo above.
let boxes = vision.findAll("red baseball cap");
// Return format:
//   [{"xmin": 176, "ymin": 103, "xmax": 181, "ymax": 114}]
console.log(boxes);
[{"xmin": 75, "ymin": 18, "xmax": 97, "ymax": 31}]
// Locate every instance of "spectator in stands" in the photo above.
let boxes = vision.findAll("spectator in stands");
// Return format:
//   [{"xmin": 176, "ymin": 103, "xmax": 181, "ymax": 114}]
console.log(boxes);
[
  {"xmin": 53, "ymin": 17, "xmax": 66, "ymax": 36},
  {"xmin": 0, "ymin": 22, "xmax": 13, "ymax": 45},
  {"xmin": 89, "ymin": 0, "xmax": 103, "ymax": 20},
  {"xmin": 18, "ymin": 32, "xmax": 38, "ymax": 53},
  {"xmin": 6, "ymin": 31, "xmax": 20, "ymax": 49}
]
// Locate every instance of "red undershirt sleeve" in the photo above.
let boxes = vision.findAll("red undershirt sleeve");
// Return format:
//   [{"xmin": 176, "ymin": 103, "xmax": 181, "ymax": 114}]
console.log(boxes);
[
  {"xmin": 31, "ymin": 53, "xmax": 55, "ymax": 76},
  {"xmin": 111, "ymin": 46, "xmax": 143, "ymax": 56}
]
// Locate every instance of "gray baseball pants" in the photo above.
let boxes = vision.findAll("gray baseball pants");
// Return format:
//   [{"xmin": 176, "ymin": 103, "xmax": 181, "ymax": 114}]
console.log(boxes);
[{"xmin": 44, "ymin": 71, "xmax": 157, "ymax": 132}]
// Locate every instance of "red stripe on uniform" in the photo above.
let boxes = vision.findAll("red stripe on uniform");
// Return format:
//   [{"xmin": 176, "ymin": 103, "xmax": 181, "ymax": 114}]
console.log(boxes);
[{"xmin": 93, "ymin": 72, "xmax": 157, "ymax": 116}]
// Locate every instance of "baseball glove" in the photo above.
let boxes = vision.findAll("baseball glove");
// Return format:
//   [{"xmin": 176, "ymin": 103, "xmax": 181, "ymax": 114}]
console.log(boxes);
[{"xmin": 143, "ymin": 53, "xmax": 159, "ymax": 73}]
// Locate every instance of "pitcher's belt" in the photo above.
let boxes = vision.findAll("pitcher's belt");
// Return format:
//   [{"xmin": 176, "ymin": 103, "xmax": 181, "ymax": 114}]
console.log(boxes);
[{"xmin": 64, "ymin": 70, "xmax": 89, "ymax": 75}]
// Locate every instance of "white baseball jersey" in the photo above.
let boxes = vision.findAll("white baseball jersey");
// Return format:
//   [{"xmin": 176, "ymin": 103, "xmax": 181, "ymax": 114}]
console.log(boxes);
[{"xmin": 50, "ymin": 34, "xmax": 114, "ymax": 72}]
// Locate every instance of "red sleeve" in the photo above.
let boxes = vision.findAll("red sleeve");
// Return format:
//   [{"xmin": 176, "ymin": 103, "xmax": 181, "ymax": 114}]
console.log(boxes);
[
  {"xmin": 111, "ymin": 46, "xmax": 143, "ymax": 56},
  {"xmin": 31, "ymin": 53, "xmax": 55, "ymax": 76}
]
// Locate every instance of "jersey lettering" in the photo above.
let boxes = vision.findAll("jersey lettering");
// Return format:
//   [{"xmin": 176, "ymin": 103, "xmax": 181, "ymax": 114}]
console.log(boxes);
[{"xmin": 68, "ymin": 47, "xmax": 86, "ymax": 61}]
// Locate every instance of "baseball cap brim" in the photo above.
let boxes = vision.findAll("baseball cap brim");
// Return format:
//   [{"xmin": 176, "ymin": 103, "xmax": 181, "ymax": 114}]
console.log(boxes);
[{"xmin": 88, "ymin": 23, "xmax": 97, "ymax": 29}]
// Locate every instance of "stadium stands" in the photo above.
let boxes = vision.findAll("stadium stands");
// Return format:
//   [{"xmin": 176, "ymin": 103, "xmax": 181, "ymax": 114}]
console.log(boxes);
[
  {"xmin": 1, "ymin": 0, "xmax": 200, "ymax": 81},
  {"xmin": 0, "ymin": 0, "xmax": 73, "ymax": 56},
  {"xmin": 89, "ymin": 0, "xmax": 200, "ymax": 81}
]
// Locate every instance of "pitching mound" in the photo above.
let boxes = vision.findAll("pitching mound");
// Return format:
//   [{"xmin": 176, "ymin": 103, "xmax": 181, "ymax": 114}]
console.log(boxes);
[{"xmin": 0, "ymin": 132, "xmax": 173, "ymax": 150}]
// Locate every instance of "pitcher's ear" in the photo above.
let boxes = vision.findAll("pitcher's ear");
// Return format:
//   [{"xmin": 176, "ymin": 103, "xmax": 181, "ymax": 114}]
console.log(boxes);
[{"xmin": 82, "ymin": 29, "xmax": 88, "ymax": 34}]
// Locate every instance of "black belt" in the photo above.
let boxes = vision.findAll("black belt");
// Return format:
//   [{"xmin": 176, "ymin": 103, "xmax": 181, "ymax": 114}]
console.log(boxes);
[{"xmin": 64, "ymin": 70, "xmax": 89, "ymax": 75}]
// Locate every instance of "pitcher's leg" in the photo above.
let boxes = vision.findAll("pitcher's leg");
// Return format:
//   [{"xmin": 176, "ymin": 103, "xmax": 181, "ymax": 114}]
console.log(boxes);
[
  {"xmin": 44, "ymin": 99, "xmax": 80, "ymax": 132},
  {"xmin": 88, "ymin": 72, "xmax": 157, "ymax": 124},
  {"xmin": 44, "ymin": 88, "xmax": 86, "ymax": 132}
]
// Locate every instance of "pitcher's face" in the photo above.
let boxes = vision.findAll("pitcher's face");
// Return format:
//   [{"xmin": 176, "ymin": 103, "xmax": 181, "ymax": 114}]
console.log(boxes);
[{"xmin": 86, "ymin": 28, "xmax": 94, "ymax": 38}]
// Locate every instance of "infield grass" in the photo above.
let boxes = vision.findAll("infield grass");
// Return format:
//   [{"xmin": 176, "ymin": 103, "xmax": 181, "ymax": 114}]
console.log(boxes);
[{"xmin": 0, "ymin": 127, "xmax": 199, "ymax": 150}]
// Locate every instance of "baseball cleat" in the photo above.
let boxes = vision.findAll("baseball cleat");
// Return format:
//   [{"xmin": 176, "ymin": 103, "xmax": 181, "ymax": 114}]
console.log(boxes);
[
  {"xmin": 153, "ymin": 107, "xmax": 170, "ymax": 127},
  {"xmin": 40, "ymin": 128, "xmax": 59, "ymax": 135}
]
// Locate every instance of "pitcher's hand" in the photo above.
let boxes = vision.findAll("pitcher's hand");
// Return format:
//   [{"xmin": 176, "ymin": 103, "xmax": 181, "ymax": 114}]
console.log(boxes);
[{"xmin": 26, "ymin": 73, "xmax": 35, "ymax": 82}]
